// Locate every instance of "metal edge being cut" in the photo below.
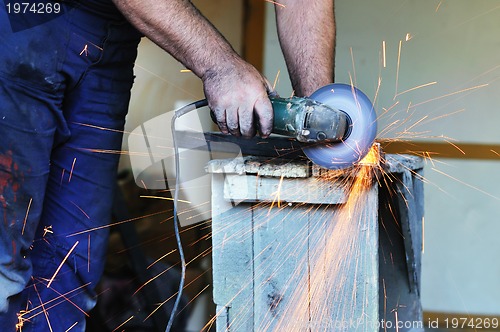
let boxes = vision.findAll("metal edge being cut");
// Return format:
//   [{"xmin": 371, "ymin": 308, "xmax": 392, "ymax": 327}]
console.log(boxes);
[{"xmin": 304, "ymin": 83, "xmax": 378, "ymax": 170}]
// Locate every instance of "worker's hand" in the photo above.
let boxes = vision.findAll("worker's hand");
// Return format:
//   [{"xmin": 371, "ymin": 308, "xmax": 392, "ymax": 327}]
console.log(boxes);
[{"xmin": 202, "ymin": 57, "xmax": 275, "ymax": 138}]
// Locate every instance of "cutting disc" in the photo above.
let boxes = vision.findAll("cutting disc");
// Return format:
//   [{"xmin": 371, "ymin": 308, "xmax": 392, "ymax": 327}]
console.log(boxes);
[{"xmin": 304, "ymin": 83, "xmax": 377, "ymax": 169}]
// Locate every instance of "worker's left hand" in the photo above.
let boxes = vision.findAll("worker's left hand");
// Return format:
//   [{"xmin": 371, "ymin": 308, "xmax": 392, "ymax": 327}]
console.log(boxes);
[{"xmin": 202, "ymin": 56, "xmax": 275, "ymax": 138}]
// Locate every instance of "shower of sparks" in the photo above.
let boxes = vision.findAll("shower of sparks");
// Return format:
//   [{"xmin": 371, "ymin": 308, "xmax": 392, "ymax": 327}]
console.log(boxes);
[
  {"xmin": 19, "ymin": 282, "xmax": 92, "ymax": 326},
  {"xmin": 47, "ymin": 241, "xmax": 79, "ymax": 288}
]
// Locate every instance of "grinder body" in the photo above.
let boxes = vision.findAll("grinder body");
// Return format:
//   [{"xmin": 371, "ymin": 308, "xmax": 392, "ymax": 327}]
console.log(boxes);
[
  {"xmin": 271, "ymin": 83, "xmax": 377, "ymax": 170},
  {"xmin": 270, "ymin": 96, "xmax": 349, "ymax": 143}
]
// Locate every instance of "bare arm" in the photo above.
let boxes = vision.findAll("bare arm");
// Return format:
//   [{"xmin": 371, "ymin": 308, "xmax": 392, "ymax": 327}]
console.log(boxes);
[
  {"xmin": 275, "ymin": 0, "xmax": 335, "ymax": 97},
  {"xmin": 112, "ymin": 0, "xmax": 274, "ymax": 137}
]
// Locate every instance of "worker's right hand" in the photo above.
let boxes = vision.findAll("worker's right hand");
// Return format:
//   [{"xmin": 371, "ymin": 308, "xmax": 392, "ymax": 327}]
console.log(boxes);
[{"xmin": 202, "ymin": 56, "xmax": 275, "ymax": 138}]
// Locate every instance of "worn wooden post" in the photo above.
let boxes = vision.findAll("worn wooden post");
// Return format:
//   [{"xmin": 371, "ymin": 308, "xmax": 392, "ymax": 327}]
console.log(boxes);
[{"xmin": 208, "ymin": 150, "xmax": 424, "ymax": 332}]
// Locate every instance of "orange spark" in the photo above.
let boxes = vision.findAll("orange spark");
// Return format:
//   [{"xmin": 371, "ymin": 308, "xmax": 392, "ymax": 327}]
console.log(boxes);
[
  {"xmin": 272, "ymin": 69, "xmax": 280, "ymax": 91},
  {"xmin": 265, "ymin": 0, "xmax": 286, "ymax": 8},
  {"xmin": 79, "ymin": 44, "xmax": 88, "ymax": 57},
  {"xmin": 432, "ymin": 167, "xmax": 499, "ymax": 200},
  {"xmin": 67, "ymin": 210, "xmax": 168, "ymax": 237},
  {"xmin": 140, "ymin": 195, "xmax": 191, "ymax": 204},
  {"xmin": 409, "ymin": 83, "xmax": 489, "ymax": 109},
  {"xmin": 43, "ymin": 225, "xmax": 53, "ymax": 237},
  {"xmin": 68, "ymin": 158, "xmax": 76, "ymax": 182},
  {"xmin": 443, "ymin": 139, "xmax": 465, "ymax": 155},
  {"xmin": 436, "ymin": 1, "xmax": 443, "ymax": 12},
  {"xmin": 394, "ymin": 40, "xmax": 402, "ymax": 99},
  {"xmin": 65, "ymin": 322, "xmax": 78, "ymax": 331},
  {"xmin": 33, "ymin": 282, "xmax": 54, "ymax": 332},
  {"xmin": 69, "ymin": 201, "xmax": 90, "ymax": 219},
  {"xmin": 47, "ymin": 241, "xmax": 79, "ymax": 288},
  {"xmin": 395, "ymin": 81, "xmax": 437, "ymax": 97},
  {"xmin": 22, "ymin": 198, "xmax": 32, "ymax": 235},
  {"xmin": 146, "ymin": 249, "xmax": 177, "ymax": 269},
  {"xmin": 112, "ymin": 316, "xmax": 134, "ymax": 332},
  {"xmin": 268, "ymin": 175, "xmax": 285, "ymax": 213}
]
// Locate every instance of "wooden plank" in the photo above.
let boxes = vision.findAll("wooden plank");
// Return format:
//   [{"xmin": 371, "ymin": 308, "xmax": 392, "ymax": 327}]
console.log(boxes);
[
  {"xmin": 396, "ymin": 169, "xmax": 425, "ymax": 297},
  {"xmin": 378, "ymin": 168, "xmax": 424, "ymax": 331},
  {"xmin": 252, "ymin": 202, "xmax": 310, "ymax": 331},
  {"xmin": 211, "ymin": 173, "xmax": 255, "ymax": 332}
]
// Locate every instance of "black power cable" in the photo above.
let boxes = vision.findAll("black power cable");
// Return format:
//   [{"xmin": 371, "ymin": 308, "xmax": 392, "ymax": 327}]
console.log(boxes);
[{"xmin": 165, "ymin": 99, "xmax": 208, "ymax": 332}]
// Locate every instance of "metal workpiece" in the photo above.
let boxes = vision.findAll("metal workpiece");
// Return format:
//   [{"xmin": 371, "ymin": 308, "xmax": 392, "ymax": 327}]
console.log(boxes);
[{"xmin": 270, "ymin": 96, "xmax": 349, "ymax": 143}]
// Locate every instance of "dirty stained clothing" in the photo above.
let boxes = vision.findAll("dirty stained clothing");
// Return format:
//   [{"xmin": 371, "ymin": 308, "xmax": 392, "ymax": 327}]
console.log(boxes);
[{"xmin": 0, "ymin": 0, "xmax": 141, "ymax": 330}]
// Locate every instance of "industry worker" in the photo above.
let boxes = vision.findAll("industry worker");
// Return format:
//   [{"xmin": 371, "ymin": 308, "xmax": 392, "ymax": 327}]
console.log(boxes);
[{"xmin": 0, "ymin": 0, "xmax": 335, "ymax": 330}]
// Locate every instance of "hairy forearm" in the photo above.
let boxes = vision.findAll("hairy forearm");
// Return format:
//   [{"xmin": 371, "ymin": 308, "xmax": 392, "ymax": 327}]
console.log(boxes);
[
  {"xmin": 112, "ymin": 0, "xmax": 239, "ymax": 79},
  {"xmin": 113, "ymin": 0, "xmax": 275, "ymax": 138},
  {"xmin": 275, "ymin": 0, "xmax": 335, "ymax": 96}
]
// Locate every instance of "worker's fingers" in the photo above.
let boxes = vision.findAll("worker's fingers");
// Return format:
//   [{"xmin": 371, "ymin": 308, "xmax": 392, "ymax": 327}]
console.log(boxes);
[
  {"xmin": 225, "ymin": 107, "xmax": 241, "ymax": 137},
  {"xmin": 254, "ymin": 95, "xmax": 273, "ymax": 138},
  {"xmin": 238, "ymin": 105, "xmax": 256, "ymax": 138},
  {"xmin": 212, "ymin": 108, "xmax": 229, "ymax": 134},
  {"xmin": 202, "ymin": 57, "xmax": 274, "ymax": 138}
]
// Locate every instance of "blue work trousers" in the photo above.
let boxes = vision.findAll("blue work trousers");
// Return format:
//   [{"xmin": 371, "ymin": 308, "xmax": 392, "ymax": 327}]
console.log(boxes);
[{"xmin": 0, "ymin": 1, "xmax": 141, "ymax": 330}]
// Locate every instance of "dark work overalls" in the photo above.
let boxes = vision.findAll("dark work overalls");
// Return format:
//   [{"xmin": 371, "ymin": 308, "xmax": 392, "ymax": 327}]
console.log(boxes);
[{"xmin": 0, "ymin": 1, "xmax": 141, "ymax": 330}]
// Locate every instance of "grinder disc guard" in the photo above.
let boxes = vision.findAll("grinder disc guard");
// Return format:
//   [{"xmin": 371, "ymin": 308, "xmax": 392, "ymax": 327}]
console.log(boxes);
[{"xmin": 304, "ymin": 83, "xmax": 377, "ymax": 169}]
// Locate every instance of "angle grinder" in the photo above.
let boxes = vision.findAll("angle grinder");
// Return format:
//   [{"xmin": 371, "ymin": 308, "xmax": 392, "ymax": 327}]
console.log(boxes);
[
  {"xmin": 269, "ymin": 83, "xmax": 377, "ymax": 169},
  {"xmin": 200, "ymin": 83, "xmax": 376, "ymax": 170}
]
